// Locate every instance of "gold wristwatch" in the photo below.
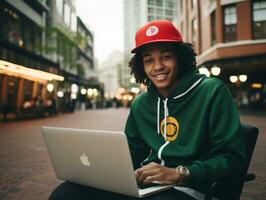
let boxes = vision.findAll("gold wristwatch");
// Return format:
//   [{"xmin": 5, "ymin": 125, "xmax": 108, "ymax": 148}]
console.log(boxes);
[{"xmin": 175, "ymin": 165, "xmax": 190, "ymax": 185}]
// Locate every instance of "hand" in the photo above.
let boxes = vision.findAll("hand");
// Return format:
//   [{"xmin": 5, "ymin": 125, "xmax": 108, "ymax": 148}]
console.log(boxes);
[{"xmin": 135, "ymin": 162, "xmax": 180, "ymax": 185}]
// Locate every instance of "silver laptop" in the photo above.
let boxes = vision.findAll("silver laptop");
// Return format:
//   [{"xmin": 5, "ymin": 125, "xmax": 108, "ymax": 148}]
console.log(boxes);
[{"xmin": 41, "ymin": 127, "xmax": 175, "ymax": 198}]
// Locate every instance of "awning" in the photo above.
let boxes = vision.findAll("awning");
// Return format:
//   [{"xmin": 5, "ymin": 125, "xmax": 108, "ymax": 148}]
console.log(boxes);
[{"xmin": 0, "ymin": 60, "xmax": 64, "ymax": 83}]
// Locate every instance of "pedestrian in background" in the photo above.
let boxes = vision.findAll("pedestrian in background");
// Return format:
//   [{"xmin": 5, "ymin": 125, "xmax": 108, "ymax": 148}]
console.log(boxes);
[{"xmin": 48, "ymin": 20, "xmax": 246, "ymax": 200}]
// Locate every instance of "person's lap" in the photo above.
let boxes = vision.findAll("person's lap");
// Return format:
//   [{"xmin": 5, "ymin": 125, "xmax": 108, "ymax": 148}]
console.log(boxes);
[{"xmin": 49, "ymin": 181, "xmax": 196, "ymax": 200}]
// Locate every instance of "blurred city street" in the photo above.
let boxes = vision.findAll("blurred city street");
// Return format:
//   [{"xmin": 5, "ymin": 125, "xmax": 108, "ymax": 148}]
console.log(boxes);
[{"xmin": 0, "ymin": 108, "xmax": 265, "ymax": 200}]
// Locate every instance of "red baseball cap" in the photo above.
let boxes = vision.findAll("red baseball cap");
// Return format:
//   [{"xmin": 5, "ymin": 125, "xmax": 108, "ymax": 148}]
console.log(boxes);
[{"xmin": 131, "ymin": 20, "xmax": 183, "ymax": 53}]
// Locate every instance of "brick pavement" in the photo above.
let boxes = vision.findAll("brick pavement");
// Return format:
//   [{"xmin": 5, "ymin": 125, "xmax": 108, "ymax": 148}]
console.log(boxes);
[
  {"xmin": 0, "ymin": 108, "xmax": 265, "ymax": 200},
  {"xmin": 0, "ymin": 108, "xmax": 130, "ymax": 200}
]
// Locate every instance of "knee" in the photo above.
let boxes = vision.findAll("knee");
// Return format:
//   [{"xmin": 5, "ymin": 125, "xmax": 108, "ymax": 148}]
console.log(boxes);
[{"xmin": 48, "ymin": 182, "xmax": 76, "ymax": 200}]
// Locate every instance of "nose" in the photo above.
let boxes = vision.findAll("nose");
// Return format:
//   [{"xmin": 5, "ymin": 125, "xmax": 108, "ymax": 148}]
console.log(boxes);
[{"xmin": 153, "ymin": 59, "xmax": 164, "ymax": 71}]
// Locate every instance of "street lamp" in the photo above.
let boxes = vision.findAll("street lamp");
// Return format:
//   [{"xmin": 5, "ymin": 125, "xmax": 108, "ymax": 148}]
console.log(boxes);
[
  {"xmin": 229, "ymin": 75, "xmax": 238, "ymax": 83},
  {"xmin": 239, "ymin": 75, "xmax": 247, "ymax": 82},
  {"xmin": 80, "ymin": 88, "xmax": 87, "ymax": 95},
  {"xmin": 71, "ymin": 83, "xmax": 78, "ymax": 93},
  {"xmin": 71, "ymin": 93, "xmax": 77, "ymax": 100},
  {"xmin": 130, "ymin": 77, "xmax": 136, "ymax": 84},
  {"xmin": 211, "ymin": 66, "xmax": 221, "ymax": 76},
  {"xmin": 93, "ymin": 89, "xmax": 98, "ymax": 96},
  {"xmin": 57, "ymin": 91, "xmax": 64, "ymax": 98},
  {"xmin": 131, "ymin": 87, "xmax": 140, "ymax": 94},
  {"xmin": 199, "ymin": 67, "xmax": 210, "ymax": 77},
  {"xmin": 46, "ymin": 83, "xmax": 54, "ymax": 92},
  {"xmin": 87, "ymin": 88, "xmax": 93, "ymax": 97}
]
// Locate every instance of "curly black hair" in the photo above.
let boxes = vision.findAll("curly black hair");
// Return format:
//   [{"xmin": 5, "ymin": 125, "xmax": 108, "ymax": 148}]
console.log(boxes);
[{"xmin": 128, "ymin": 42, "xmax": 197, "ymax": 85}]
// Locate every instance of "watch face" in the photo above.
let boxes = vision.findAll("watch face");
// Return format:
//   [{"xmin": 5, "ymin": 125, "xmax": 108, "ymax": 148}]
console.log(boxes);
[{"xmin": 181, "ymin": 166, "xmax": 190, "ymax": 177}]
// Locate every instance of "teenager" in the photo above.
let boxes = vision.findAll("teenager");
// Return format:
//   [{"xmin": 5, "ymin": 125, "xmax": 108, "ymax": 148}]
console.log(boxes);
[{"xmin": 48, "ymin": 20, "xmax": 246, "ymax": 200}]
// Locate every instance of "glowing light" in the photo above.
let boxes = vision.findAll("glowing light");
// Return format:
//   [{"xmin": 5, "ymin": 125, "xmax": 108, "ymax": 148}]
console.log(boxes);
[
  {"xmin": 211, "ymin": 66, "xmax": 221, "ymax": 76},
  {"xmin": 93, "ymin": 89, "xmax": 98, "ymax": 96},
  {"xmin": 46, "ymin": 83, "xmax": 54, "ymax": 92},
  {"xmin": 87, "ymin": 88, "xmax": 93, "ymax": 96},
  {"xmin": 199, "ymin": 67, "xmax": 210, "ymax": 77},
  {"xmin": 131, "ymin": 87, "xmax": 140, "ymax": 94},
  {"xmin": 71, "ymin": 93, "xmax": 77, "ymax": 99},
  {"xmin": 130, "ymin": 77, "xmax": 136, "ymax": 84},
  {"xmin": 251, "ymin": 83, "xmax": 262, "ymax": 88},
  {"xmin": 57, "ymin": 91, "xmax": 64, "ymax": 98},
  {"xmin": 71, "ymin": 83, "xmax": 78, "ymax": 93},
  {"xmin": 123, "ymin": 95, "xmax": 128, "ymax": 101},
  {"xmin": 230, "ymin": 76, "xmax": 238, "ymax": 83},
  {"xmin": 0, "ymin": 60, "xmax": 64, "ymax": 83},
  {"xmin": 239, "ymin": 75, "xmax": 247, "ymax": 82},
  {"xmin": 80, "ymin": 88, "xmax": 87, "ymax": 95},
  {"xmin": 128, "ymin": 95, "xmax": 133, "ymax": 101}
]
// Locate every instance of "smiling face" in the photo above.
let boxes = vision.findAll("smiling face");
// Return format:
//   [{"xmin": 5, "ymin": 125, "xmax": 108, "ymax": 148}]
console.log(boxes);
[{"xmin": 142, "ymin": 43, "xmax": 179, "ymax": 98}]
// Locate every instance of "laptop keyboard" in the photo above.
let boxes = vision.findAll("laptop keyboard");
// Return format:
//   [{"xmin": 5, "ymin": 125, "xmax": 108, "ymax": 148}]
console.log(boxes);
[{"xmin": 137, "ymin": 182, "xmax": 161, "ymax": 189}]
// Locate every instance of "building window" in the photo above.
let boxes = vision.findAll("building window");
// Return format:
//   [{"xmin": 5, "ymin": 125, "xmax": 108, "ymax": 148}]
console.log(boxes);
[
  {"xmin": 157, "ymin": 8, "xmax": 163, "ymax": 15},
  {"xmin": 148, "ymin": 0, "xmax": 156, "ymax": 6},
  {"xmin": 71, "ymin": 12, "xmax": 77, "ymax": 32},
  {"xmin": 148, "ymin": 7, "xmax": 155, "ymax": 14},
  {"xmin": 23, "ymin": 80, "xmax": 34, "ymax": 102},
  {"xmin": 156, "ymin": 0, "xmax": 163, "ymax": 7},
  {"xmin": 253, "ymin": 1, "xmax": 266, "ymax": 39},
  {"xmin": 223, "ymin": 5, "xmax": 237, "ymax": 42},
  {"xmin": 3, "ymin": 6, "xmax": 23, "ymax": 47},
  {"xmin": 211, "ymin": 11, "xmax": 216, "ymax": 45},
  {"xmin": 166, "ymin": 0, "xmax": 174, "ymax": 8},
  {"xmin": 178, "ymin": 0, "xmax": 183, "ymax": 14},
  {"xmin": 148, "ymin": 15, "xmax": 156, "ymax": 21},
  {"xmin": 165, "ymin": 9, "xmax": 173, "ymax": 16},
  {"xmin": 63, "ymin": 3, "xmax": 71, "ymax": 26},
  {"xmin": 2, "ymin": 4, "xmax": 42, "ymax": 53},
  {"xmin": 191, "ymin": 0, "xmax": 196, "ymax": 9},
  {"xmin": 56, "ymin": 0, "xmax": 64, "ymax": 15},
  {"xmin": 192, "ymin": 18, "xmax": 197, "ymax": 46}
]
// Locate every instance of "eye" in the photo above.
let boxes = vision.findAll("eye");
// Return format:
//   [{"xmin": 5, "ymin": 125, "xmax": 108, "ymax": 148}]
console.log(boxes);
[
  {"xmin": 143, "ymin": 58, "xmax": 152, "ymax": 64},
  {"xmin": 161, "ymin": 55, "xmax": 172, "ymax": 60}
]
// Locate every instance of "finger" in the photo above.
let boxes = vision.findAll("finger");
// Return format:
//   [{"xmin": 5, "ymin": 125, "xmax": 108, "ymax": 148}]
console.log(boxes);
[
  {"xmin": 144, "ymin": 174, "xmax": 174, "ymax": 184},
  {"xmin": 144, "ymin": 168, "xmax": 179, "ymax": 185},
  {"xmin": 143, "ymin": 174, "xmax": 162, "ymax": 184},
  {"xmin": 137, "ymin": 162, "xmax": 160, "ymax": 179},
  {"xmin": 137, "ymin": 168, "xmax": 160, "ymax": 183}
]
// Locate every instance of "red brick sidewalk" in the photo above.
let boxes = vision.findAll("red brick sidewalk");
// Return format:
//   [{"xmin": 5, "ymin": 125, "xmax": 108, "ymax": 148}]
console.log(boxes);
[{"xmin": 0, "ymin": 109, "xmax": 265, "ymax": 200}]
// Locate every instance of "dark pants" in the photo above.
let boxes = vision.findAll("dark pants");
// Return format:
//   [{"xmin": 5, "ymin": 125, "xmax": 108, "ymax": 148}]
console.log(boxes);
[{"xmin": 49, "ymin": 182, "xmax": 197, "ymax": 200}]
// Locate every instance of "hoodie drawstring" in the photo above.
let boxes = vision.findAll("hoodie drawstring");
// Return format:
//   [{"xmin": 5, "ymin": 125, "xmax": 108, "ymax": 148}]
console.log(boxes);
[
  {"xmin": 163, "ymin": 98, "xmax": 168, "ymax": 140},
  {"xmin": 157, "ymin": 97, "xmax": 169, "ymax": 141},
  {"xmin": 157, "ymin": 97, "xmax": 160, "ymax": 134}
]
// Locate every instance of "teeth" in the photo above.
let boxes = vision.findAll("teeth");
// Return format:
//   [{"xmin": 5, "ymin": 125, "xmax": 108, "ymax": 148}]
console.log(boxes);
[{"xmin": 155, "ymin": 74, "xmax": 167, "ymax": 80}]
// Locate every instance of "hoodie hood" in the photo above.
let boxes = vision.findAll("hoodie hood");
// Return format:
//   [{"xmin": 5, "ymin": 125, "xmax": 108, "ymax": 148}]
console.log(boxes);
[{"xmin": 147, "ymin": 68, "xmax": 205, "ymax": 101}]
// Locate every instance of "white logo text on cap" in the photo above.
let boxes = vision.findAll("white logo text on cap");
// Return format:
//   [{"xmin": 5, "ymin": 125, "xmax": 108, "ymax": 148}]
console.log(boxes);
[{"xmin": 146, "ymin": 26, "xmax": 159, "ymax": 36}]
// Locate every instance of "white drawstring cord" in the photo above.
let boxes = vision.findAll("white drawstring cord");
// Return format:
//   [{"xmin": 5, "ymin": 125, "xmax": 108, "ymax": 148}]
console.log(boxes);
[
  {"xmin": 163, "ymin": 98, "xmax": 168, "ymax": 140},
  {"xmin": 157, "ymin": 97, "xmax": 160, "ymax": 134}
]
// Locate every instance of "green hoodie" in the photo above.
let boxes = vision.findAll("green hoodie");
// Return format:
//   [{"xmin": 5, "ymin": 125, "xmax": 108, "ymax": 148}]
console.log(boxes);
[{"xmin": 125, "ymin": 69, "xmax": 246, "ymax": 194}]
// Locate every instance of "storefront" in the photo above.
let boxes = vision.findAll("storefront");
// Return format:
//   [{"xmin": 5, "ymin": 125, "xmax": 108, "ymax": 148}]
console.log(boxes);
[
  {"xmin": 56, "ymin": 70, "xmax": 104, "ymax": 112},
  {"xmin": 198, "ymin": 53, "xmax": 266, "ymax": 112},
  {"xmin": 0, "ymin": 60, "xmax": 64, "ymax": 120}
]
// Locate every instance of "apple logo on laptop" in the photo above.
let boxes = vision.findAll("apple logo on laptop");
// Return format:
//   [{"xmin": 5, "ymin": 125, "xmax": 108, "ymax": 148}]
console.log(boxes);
[{"xmin": 80, "ymin": 153, "xmax": 91, "ymax": 166}]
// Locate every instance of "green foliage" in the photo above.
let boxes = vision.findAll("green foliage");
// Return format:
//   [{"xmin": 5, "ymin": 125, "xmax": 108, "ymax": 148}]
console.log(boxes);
[
  {"xmin": 76, "ymin": 63, "xmax": 85, "ymax": 76},
  {"xmin": 40, "ymin": 26, "xmax": 89, "ymax": 75}
]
